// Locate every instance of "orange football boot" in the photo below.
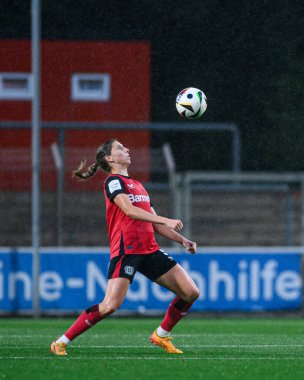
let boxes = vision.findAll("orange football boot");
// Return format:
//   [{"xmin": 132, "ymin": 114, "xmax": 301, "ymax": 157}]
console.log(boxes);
[
  {"xmin": 50, "ymin": 339, "xmax": 67, "ymax": 356},
  {"xmin": 150, "ymin": 330, "xmax": 183, "ymax": 354}
]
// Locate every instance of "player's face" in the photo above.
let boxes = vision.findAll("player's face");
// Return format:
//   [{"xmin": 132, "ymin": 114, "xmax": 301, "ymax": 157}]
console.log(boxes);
[{"xmin": 109, "ymin": 141, "xmax": 131, "ymax": 166}]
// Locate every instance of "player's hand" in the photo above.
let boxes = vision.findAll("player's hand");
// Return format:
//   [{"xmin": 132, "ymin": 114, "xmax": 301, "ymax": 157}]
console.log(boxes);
[
  {"xmin": 165, "ymin": 218, "xmax": 183, "ymax": 231},
  {"xmin": 182, "ymin": 238, "xmax": 197, "ymax": 254}
]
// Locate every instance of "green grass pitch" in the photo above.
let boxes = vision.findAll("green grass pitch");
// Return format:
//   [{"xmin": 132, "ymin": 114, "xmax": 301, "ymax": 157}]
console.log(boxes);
[{"xmin": 1, "ymin": 317, "xmax": 304, "ymax": 380}]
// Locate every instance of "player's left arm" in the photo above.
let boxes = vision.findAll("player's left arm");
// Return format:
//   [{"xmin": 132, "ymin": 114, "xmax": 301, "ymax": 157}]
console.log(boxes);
[{"xmin": 151, "ymin": 207, "xmax": 197, "ymax": 254}]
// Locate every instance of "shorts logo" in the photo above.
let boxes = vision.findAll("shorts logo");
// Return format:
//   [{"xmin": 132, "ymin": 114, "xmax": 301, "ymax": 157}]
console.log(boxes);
[
  {"xmin": 162, "ymin": 250, "xmax": 173, "ymax": 261},
  {"xmin": 124, "ymin": 266, "xmax": 134, "ymax": 275}
]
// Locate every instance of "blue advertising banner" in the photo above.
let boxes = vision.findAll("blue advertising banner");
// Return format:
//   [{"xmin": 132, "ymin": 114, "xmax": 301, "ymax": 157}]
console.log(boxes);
[{"xmin": 0, "ymin": 248, "xmax": 302, "ymax": 312}]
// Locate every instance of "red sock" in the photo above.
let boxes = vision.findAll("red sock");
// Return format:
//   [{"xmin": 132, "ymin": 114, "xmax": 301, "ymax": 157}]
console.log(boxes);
[
  {"xmin": 64, "ymin": 304, "xmax": 104, "ymax": 341},
  {"xmin": 160, "ymin": 296, "xmax": 194, "ymax": 332}
]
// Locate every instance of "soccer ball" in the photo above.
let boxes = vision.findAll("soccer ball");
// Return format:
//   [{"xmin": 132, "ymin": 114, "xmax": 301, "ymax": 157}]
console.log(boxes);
[{"xmin": 176, "ymin": 87, "xmax": 207, "ymax": 119}]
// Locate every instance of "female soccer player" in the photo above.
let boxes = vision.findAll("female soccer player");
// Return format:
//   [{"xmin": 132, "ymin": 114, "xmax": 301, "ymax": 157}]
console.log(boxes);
[{"xmin": 50, "ymin": 139, "xmax": 199, "ymax": 356}]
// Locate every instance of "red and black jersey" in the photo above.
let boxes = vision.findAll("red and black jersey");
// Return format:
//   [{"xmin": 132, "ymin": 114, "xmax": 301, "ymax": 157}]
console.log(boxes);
[{"xmin": 104, "ymin": 174, "xmax": 159, "ymax": 259}]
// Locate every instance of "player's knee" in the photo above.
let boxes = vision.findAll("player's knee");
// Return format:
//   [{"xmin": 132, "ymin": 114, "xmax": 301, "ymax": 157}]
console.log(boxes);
[
  {"xmin": 99, "ymin": 304, "xmax": 117, "ymax": 317},
  {"xmin": 192, "ymin": 287, "xmax": 200, "ymax": 301},
  {"xmin": 187, "ymin": 286, "xmax": 200, "ymax": 302},
  {"xmin": 106, "ymin": 306, "xmax": 117, "ymax": 316}
]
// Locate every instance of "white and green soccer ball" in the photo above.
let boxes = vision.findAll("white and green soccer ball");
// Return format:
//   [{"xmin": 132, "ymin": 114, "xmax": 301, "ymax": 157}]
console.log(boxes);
[{"xmin": 176, "ymin": 87, "xmax": 207, "ymax": 119}]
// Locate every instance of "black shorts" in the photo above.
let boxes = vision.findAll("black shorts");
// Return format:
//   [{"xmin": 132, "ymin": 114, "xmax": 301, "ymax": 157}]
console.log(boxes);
[{"xmin": 108, "ymin": 249, "xmax": 177, "ymax": 283}]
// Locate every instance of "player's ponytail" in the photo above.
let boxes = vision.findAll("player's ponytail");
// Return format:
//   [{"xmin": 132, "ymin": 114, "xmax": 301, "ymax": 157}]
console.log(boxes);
[
  {"xmin": 73, "ymin": 138, "xmax": 117, "ymax": 179},
  {"xmin": 73, "ymin": 161, "xmax": 98, "ymax": 180}
]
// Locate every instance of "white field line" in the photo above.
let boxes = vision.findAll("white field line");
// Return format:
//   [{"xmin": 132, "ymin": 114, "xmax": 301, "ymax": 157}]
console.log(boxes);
[
  {"xmin": 75, "ymin": 344, "xmax": 304, "ymax": 348},
  {"xmin": 2, "ymin": 344, "xmax": 304, "ymax": 349},
  {"xmin": 1, "ymin": 357, "xmax": 304, "ymax": 361},
  {"xmin": 1, "ymin": 334, "xmax": 146, "ymax": 338},
  {"xmin": 0, "ymin": 333, "xmax": 301, "ymax": 338}
]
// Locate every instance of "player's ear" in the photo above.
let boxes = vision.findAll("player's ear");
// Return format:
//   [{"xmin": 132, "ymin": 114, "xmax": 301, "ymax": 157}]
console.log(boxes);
[{"xmin": 105, "ymin": 154, "xmax": 114, "ymax": 163}]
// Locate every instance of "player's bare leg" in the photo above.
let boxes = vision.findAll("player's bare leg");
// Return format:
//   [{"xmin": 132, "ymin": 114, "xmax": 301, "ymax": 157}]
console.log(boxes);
[
  {"xmin": 98, "ymin": 277, "xmax": 130, "ymax": 316},
  {"xmin": 50, "ymin": 278, "xmax": 130, "ymax": 356},
  {"xmin": 150, "ymin": 264, "xmax": 199, "ymax": 354},
  {"xmin": 156, "ymin": 264, "xmax": 199, "ymax": 302}
]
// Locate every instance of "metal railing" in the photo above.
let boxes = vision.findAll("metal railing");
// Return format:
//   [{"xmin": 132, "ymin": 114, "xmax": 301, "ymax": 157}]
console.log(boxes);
[
  {"xmin": 173, "ymin": 171, "xmax": 304, "ymax": 246},
  {"xmin": 0, "ymin": 121, "xmax": 241, "ymax": 172},
  {"xmin": 51, "ymin": 143, "xmax": 64, "ymax": 246}
]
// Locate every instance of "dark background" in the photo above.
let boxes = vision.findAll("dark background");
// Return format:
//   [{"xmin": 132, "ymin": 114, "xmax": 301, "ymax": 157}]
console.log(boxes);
[{"xmin": 1, "ymin": 0, "xmax": 303, "ymax": 171}]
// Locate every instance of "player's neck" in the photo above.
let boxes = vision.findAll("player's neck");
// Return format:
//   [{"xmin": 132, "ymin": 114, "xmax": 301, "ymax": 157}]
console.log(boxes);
[
  {"xmin": 111, "ymin": 168, "xmax": 129, "ymax": 176},
  {"xmin": 110, "ymin": 162, "xmax": 129, "ymax": 177}
]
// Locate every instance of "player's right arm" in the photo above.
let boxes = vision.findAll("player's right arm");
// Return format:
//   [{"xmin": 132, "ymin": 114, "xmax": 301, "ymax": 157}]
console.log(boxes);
[
  {"xmin": 114, "ymin": 193, "xmax": 183, "ymax": 231},
  {"xmin": 151, "ymin": 207, "xmax": 197, "ymax": 253}
]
